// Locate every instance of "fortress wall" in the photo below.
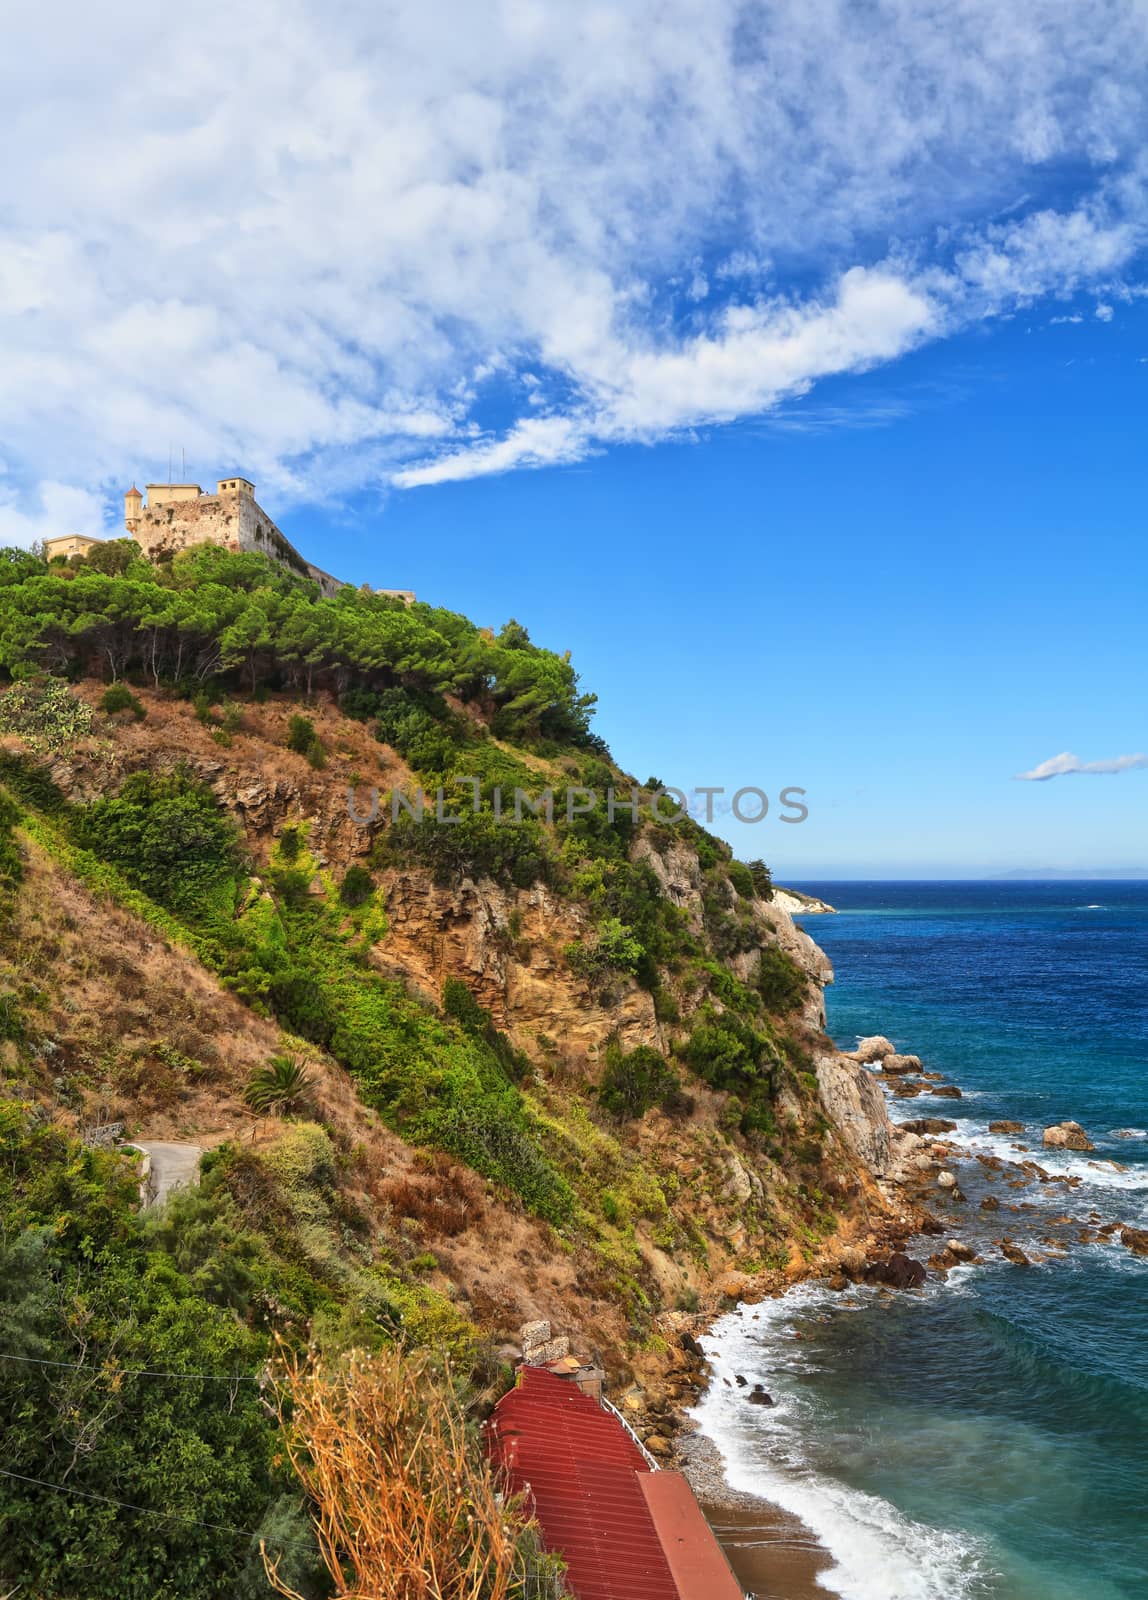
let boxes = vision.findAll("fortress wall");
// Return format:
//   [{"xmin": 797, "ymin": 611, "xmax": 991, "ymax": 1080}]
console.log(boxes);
[
  {"xmin": 132, "ymin": 495, "xmax": 242, "ymax": 561},
  {"xmin": 131, "ymin": 489, "xmax": 346, "ymax": 597}
]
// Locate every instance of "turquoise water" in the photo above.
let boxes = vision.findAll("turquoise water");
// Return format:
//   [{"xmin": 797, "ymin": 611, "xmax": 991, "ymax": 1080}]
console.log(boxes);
[{"xmin": 695, "ymin": 882, "xmax": 1148, "ymax": 1600}]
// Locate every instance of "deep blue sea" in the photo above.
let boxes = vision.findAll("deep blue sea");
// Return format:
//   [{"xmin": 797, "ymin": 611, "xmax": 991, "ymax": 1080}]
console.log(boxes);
[{"xmin": 695, "ymin": 882, "xmax": 1148, "ymax": 1600}]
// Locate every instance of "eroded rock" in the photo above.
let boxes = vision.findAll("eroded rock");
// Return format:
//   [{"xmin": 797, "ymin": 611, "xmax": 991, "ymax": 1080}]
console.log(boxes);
[
  {"xmin": 1042, "ymin": 1121, "xmax": 1094, "ymax": 1152},
  {"xmin": 852, "ymin": 1036, "xmax": 896, "ymax": 1064}
]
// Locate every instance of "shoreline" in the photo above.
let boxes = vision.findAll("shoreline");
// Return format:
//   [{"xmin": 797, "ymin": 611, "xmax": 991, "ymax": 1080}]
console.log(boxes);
[
  {"xmin": 670, "ymin": 1040, "xmax": 1142, "ymax": 1599},
  {"xmin": 681, "ymin": 1428, "xmax": 835, "ymax": 1600}
]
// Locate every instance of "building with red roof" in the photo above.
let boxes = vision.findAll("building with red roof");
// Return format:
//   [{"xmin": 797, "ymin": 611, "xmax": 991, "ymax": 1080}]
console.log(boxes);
[{"xmin": 485, "ymin": 1365, "xmax": 744, "ymax": 1600}]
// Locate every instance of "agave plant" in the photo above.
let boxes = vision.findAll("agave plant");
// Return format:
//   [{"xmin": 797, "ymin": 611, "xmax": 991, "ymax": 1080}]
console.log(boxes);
[{"xmin": 245, "ymin": 1054, "xmax": 314, "ymax": 1117}]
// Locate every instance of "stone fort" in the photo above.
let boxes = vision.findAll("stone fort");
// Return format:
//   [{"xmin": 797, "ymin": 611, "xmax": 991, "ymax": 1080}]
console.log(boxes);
[{"xmin": 44, "ymin": 476, "xmax": 414, "ymax": 603}]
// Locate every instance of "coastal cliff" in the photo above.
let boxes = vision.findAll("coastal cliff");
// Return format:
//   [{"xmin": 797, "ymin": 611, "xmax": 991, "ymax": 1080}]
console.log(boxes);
[{"xmin": 0, "ymin": 544, "xmax": 914, "ymax": 1591}]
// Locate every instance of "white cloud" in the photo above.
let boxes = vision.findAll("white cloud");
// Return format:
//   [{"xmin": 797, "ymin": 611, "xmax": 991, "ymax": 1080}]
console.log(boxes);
[
  {"xmin": 0, "ymin": 481, "xmax": 113, "ymax": 550},
  {"xmin": 1096, "ymin": 301, "xmax": 1115, "ymax": 320},
  {"xmin": 1015, "ymin": 751, "xmax": 1148, "ymax": 781},
  {"xmin": 2, "ymin": 0, "xmax": 1148, "ymax": 516}
]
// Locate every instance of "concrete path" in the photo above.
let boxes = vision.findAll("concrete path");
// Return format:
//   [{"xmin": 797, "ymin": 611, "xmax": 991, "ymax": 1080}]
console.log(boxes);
[{"xmin": 130, "ymin": 1141, "xmax": 205, "ymax": 1208}]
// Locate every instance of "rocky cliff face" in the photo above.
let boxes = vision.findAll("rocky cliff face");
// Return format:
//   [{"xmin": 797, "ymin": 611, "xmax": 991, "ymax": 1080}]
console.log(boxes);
[
  {"xmin": 374, "ymin": 870, "xmax": 660, "ymax": 1061},
  {"xmin": 814, "ymin": 1050, "xmax": 895, "ymax": 1176},
  {"xmin": 7, "ymin": 683, "xmax": 909, "ymax": 1393}
]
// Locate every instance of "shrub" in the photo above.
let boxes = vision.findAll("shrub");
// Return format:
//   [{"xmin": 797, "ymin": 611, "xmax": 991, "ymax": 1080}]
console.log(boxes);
[
  {"xmin": 375, "ymin": 811, "xmax": 550, "ymax": 890},
  {"xmin": 0, "ymin": 678, "xmax": 93, "ymax": 752},
  {"xmin": 598, "ymin": 1040, "xmax": 682, "ymax": 1120},
  {"xmin": 680, "ymin": 1008, "xmax": 784, "ymax": 1102},
  {"xmin": 727, "ymin": 860, "xmax": 754, "ymax": 899},
  {"xmin": 70, "ymin": 769, "xmax": 240, "ymax": 914},
  {"xmin": 287, "ymin": 713, "xmax": 317, "ymax": 754},
  {"xmin": 441, "ymin": 977, "xmax": 531, "ymax": 1082},
  {"xmin": 244, "ymin": 1055, "xmax": 315, "ymax": 1116},
  {"xmin": 755, "ymin": 944, "xmax": 808, "ymax": 1014},
  {"xmin": 565, "ymin": 916, "xmax": 644, "ymax": 982},
  {"xmin": 339, "ymin": 864, "xmax": 374, "ymax": 908},
  {"xmin": 101, "ymin": 683, "xmax": 145, "ymax": 719}
]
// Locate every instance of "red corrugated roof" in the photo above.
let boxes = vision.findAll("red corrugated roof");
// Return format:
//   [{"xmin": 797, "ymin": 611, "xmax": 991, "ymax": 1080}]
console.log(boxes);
[{"xmin": 486, "ymin": 1367, "xmax": 741, "ymax": 1600}]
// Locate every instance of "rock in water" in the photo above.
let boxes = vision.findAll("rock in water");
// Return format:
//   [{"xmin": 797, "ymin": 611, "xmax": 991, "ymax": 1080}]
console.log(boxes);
[
  {"xmin": 852, "ymin": 1036, "xmax": 897, "ymax": 1064},
  {"xmin": 980, "ymin": 1195, "xmax": 1001, "ymax": 1211},
  {"xmin": 1120, "ymin": 1227, "xmax": 1148, "ymax": 1258},
  {"xmin": 865, "ymin": 1252, "xmax": 927, "ymax": 1289},
  {"xmin": 933, "ymin": 1085, "xmax": 963, "ymax": 1099},
  {"xmin": 1000, "ymin": 1242, "xmax": 1031, "ymax": 1265},
  {"xmin": 881, "ymin": 1053, "xmax": 923, "ymax": 1075},
  {"xmin": 989, "ymin": 1120, "xmax": 1025, "ymax": 1134},
  {"xmin": 1043, "ymin": 1121, "xmax": 1094, "ymax": 1152},
  {"xmin": 747, "ymin": 1385, "xmax": 775, "ymax": 1407},
  {"xmin": 945, "ymin": 1239, "xmax": 977, "ymax": 1262},
  {"xmin": 900, "ymin": 1118, "xmax": 957, "ymax": 1134},
  {"xmin": 937, "ymin": 1171, "xmax": 958, "ymax": 1189}
]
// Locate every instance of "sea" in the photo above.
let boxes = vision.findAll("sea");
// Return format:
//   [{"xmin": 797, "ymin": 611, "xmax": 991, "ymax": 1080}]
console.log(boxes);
[{"xmin": 693, "ymin": 881, "xmax": 1148, "ymax": 1600}]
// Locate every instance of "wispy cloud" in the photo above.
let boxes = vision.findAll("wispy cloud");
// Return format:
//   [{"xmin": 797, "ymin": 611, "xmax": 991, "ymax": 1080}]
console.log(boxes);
[
  {"xmin": 2, "ymin": 0, "xmax": 1148, "ymax": 519},
  {"xmin": 1015, "ymin": 751, "xmax": 1148, "ymax": 781}
]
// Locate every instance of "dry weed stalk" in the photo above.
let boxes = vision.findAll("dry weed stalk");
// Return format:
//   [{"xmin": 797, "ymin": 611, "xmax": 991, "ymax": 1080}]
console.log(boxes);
[{"xmin": 263, "ymin": 1342, "xmax": 523, "ymax": 1600}]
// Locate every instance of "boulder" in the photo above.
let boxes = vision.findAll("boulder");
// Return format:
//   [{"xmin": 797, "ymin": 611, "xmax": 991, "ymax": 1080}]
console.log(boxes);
[
  {"xmin": 989, "ymin": 1120, "xmax": 1025, "ymax": 1134},
  {"xmin": 945, "ymin": 1239, "xmax": 977, "ymax": 1262},
  {"xmin": 891, "ymin": 1080, "xmax": 925, "ymax": 1097},
  {"xmin": 980, "ymin": 1195, "xmax": 1001, "ymax": 1212},
  {"xmin": 881, "ymin": 1053, "xmax": 923, "ymax": 1075},
  {"xmin": 1120, "ymin": 1227, "xmax": 1148, "ymax": 1258},
  {"xmin": 853, "ymin": 1036, "xmax": 896, "ymax": 1064},
  {"xmin": 644, "ymin": 1434, "xmax": 674, "ymax": 1458},
  {"xmin": 932, "ymin": 1085, "xmax": 963, "ymax": 1100},
  {"xmin": 1000, "ymin": 1242, "xmax": 1031, "ymax": 1266},
  {"xmin": 900, "ymin": 1118, "xmax": 957, "ymax": 1135},
  {"xmin": 747, "ymin": 1385, "xmax": 774, "ymax": 1407},
  {"xmin": 937, "ymin": 1171, "xmax": 958, "ymax": 1190},
  {"xmin": 1042, "ymin": 1122, "xmax": 1094, "ymax": 1152},
  {"xmin": 832, "ymin": 1244, "xmax": 868, "ymax": 1279},
  {"xmin": 865, "ymin": 1252, "xmax": 927, "ymax": 1289}
]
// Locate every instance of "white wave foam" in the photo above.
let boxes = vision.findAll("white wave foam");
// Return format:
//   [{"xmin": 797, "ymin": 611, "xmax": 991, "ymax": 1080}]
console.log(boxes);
[
  {"xmin": 691, "ymin": 1293, "xmax": 994, "ymax": 1600},
  {"xmin": 953, "ymin": 1125, "xmax": 1148, "ymax": 1199}
]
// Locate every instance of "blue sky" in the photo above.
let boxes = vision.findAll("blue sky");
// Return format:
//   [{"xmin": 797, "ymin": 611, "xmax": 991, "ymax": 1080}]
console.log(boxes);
[
  {"xmin": 3, "ymin": 1, "xmax": 1146, "ymax": 873},
  {"xmin": 295, "ymin": 299, "xmax": 1148, "ymax": 877}
]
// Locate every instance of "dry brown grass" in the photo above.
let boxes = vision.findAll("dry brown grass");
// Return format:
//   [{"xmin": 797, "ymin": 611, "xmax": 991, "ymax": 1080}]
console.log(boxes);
[
  {"xmin": 264, "ymin": 1342, "xmax": 527, "ymax": 1600},
  {"xmin": 379, "ymin": 1152, "xmax": 484, "ymax": 1239}
]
